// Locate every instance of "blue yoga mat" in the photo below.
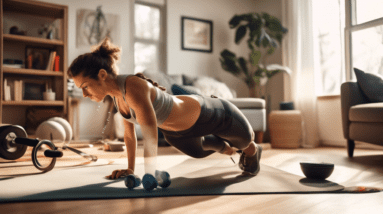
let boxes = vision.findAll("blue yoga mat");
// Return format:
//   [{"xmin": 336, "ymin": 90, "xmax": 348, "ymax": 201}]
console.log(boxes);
[{"xmin": 0, "ymin": 156, "xmax": 378, "ymax": 203}]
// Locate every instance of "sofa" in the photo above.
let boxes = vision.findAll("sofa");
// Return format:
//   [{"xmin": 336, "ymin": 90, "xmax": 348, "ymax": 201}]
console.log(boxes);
[
  {"xmin": 341, "ymin": 68, "xmax": 383, "ymax": 157},
  {"xmin": 114, "ymin": 71, "xmax": 266, "ymax": 145}
]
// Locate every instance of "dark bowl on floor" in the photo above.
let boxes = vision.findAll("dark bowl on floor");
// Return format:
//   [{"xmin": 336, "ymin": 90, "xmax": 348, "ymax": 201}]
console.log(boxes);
[{"xmin": 300, "ymin": 162, "xmax": 334, "ymax": 180}]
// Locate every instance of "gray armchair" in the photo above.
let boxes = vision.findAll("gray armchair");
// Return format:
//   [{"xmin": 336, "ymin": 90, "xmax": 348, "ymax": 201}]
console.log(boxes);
[{"xmin": 340, "ymin": 82, "xmax": 383, "ymax": 157}]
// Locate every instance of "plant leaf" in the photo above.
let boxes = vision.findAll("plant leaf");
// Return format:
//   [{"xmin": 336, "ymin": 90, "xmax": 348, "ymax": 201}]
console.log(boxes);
[
  {"xmin": 220, "ymin": 58, "xmax": 241, "ymax": 75},
  {"xmin": 235, "ymin": 25, "xmax": 247, "ymax": 44},
  {"xmin": 220, "ymin": 49, "xmax": 237, "ymax": 59},
  {"xmin": 229, "ymin": 15, "xmax": 242, "ymax": 29},
  {"xmin": 250, "ymin": 50, "xmax": 261, "ymax": 66},
  {"xmin": 238, "ymin": 57, "xmax": 248, "ymax": 75}
]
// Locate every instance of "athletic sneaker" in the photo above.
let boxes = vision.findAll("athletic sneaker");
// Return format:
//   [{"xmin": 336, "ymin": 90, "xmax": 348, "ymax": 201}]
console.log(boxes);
[{"xmin": 238, "ymin": 144, "xmax": 263, "ymax": 175}]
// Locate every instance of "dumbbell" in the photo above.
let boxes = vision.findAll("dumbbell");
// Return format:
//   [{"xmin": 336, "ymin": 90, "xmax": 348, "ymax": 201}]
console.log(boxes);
[
  {"xmin": 125, "ymin": 174, "xmax": 142, "ymax": 190},
  {"xmin": 142, "ymin": 170, "xmax": 171, "ymax": 191}
]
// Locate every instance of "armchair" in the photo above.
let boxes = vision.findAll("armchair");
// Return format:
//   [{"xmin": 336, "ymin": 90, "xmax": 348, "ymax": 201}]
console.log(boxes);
[{"xmin": 341, "ymin": 82, "xmax": 383, "ymax": 157}]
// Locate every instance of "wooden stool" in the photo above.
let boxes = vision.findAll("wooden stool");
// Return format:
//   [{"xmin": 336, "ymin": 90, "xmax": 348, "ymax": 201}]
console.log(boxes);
[{"xmin": 269, "ymin": 110, "xmax": 302, "ymax": 148}]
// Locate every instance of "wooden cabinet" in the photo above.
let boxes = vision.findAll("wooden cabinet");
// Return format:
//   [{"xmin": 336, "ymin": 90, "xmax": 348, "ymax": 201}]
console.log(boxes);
[{"xmin": 0, "ymin": 0, "xmax": 68, "ymax": 134}]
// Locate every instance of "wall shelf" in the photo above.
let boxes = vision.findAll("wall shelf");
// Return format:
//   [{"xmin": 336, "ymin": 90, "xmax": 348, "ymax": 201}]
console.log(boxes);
[
  {"xmin": 3, "ymin": 67, "xmax": 64, "ymax": 76},
  {"xmin": 3, "ymin": 34, "xmax": 64, "ymax": 46},
  {"xmin": 2, "ymin": 100, "xmax": 64, "ymax": 106}
]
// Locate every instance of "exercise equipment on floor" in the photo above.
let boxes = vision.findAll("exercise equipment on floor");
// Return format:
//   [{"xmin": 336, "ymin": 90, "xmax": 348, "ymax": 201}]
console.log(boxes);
[
  {"xmin": 142, "ymin": 170, "xmax": 171, "ymax": 191},
  {"xmin": 125, "ymin": 174, "xmax": 142, "ymax": 190},
  {"xmin": 0, "ymin": 119, "xmax": 97, "ymax": 172},
  {"xmin": 124, "ymin": 170, "xmax": 171, "ymax": 191}
]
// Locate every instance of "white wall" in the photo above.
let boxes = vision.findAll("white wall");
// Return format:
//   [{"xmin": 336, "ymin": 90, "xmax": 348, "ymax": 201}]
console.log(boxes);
[
  {"xmin": 167, "ymin": 0, "xmax": 283, "ymax": 98},
  {"xmin": 38, "ymin": 0, "xmax": 135, "ymax": 139}
]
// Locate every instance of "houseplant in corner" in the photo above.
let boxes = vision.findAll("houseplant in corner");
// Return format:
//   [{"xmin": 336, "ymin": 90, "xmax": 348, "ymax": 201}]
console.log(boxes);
[{"xmin": 220, "ymin": 12, "xmax": 290, "ymax": 98}]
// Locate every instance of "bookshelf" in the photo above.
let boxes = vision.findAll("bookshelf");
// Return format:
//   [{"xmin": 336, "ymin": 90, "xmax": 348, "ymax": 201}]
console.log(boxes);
[{"xmin": 0, "ymin": 0, "xmax": 68, "ymax": 134}]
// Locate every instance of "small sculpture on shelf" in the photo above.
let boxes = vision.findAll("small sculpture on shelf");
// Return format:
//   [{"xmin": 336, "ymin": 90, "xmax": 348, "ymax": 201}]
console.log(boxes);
[
  {"xmin": 38, "ymin": 23, "xmax": 58, "ymax": 40},
  {"xmin": 9, "ymin": 26, "xmax": 26, "ymax": 36}
]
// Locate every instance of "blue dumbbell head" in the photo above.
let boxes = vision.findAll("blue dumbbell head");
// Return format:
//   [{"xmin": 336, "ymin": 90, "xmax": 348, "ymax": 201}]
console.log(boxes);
[
  {"xmin": 125, "ymin": 174, "xmax": 142, "ymax": 190},
  {"xmin": 142, "ymin": 173, "xmax": 158, "ymax": 191},
  {"xmin": 155, "ymin": 170, "xmax": 171, "ymax": 188}
]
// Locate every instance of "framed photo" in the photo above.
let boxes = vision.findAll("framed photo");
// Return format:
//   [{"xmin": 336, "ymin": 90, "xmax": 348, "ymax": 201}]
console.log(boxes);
[
  {"xmin": 181, "ymin": 16, "xmax": 213, "ymax": 53},
  {"xmin": 23, "ymin": 79, "xmax": 49, "ymax": 100},
  {"xmin": 25, "ymin": 47, "xmax": 51, "ymax": 70}
]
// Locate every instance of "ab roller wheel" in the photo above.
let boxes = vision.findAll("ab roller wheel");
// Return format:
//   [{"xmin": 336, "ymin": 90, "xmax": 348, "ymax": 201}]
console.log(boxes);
[
  {"xmin": 0, "ymin": 123, "xmax": 99, "ymax": 173},
  {"xmin": 0, "ymin": 125, "xmax": 63, "ymax": 172},
  {"xmin": 32, "ymin": 140, "xmax": 61, "ymax": 172}
]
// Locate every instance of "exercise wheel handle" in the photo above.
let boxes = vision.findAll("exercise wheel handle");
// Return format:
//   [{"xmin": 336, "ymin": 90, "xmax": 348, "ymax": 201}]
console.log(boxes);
[{"xmin": 14, "ymin": 137, "xmax": 39, "ymax": 147}]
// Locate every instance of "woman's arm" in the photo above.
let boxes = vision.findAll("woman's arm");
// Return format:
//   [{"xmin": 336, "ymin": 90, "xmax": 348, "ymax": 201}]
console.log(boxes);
[
  {"xmin": 105, "ymin": 119, "xmax": 137, "ymax": 179},
  {"xmin": 123, "ymin": 119, "xmax": 137, "ymax": 172},
  {"xmin": 124, "ymin": 76, "xmax": 159, "ymax": 175}
]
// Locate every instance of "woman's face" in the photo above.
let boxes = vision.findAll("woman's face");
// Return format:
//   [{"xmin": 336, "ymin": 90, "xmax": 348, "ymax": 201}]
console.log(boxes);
[{"xmin": 72, "ymin": 72, "xmax": 106, "ymax": 102}]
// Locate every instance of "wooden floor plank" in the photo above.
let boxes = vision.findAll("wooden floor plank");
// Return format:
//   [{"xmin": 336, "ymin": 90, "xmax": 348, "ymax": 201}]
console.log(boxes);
[{"xmin": 1, "ymin": 146, "xmax": 383, "ymax": 214}]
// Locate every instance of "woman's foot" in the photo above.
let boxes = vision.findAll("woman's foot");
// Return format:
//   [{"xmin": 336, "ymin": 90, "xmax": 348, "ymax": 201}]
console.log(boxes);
[{"xmin": 239, "ymin": 143, "xmax": 262, "ymax": 176}]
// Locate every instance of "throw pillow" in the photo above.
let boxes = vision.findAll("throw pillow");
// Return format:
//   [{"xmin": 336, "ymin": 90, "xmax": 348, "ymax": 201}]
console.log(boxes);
[
  {"xmin": 182, "ymin": 74, "xmax": 198, "ymax": 86},
  {"xmin": 171, "ymin": 84, "xmax": 202, "ymax": 95},
  {"xmin": 354, "ymin": 67, "xmax": 383, "ymax": 102},
  {"xmin": 193, "ymin": 77, "xmax": 234, "ymax": 99}
]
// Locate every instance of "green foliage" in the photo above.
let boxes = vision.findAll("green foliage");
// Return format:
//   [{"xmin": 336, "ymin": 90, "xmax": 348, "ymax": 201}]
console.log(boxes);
[{"xmin": 219, "ymin": 12, "xmax": 288, "ymax": 90}]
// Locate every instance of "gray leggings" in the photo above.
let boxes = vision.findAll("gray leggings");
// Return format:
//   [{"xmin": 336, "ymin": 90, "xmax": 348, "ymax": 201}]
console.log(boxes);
[{"xmin": 158, "ymin": 95, "xmax": 254, "ymax": 158}]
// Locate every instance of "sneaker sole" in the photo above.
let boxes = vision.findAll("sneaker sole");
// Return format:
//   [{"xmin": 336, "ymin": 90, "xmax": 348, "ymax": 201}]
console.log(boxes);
[{"xmin": 242, "ymin": 145, "xmax": 263, "ymax": 176}]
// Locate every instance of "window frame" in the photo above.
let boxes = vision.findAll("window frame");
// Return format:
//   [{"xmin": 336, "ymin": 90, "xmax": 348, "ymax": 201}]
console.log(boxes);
[
  {"xmin": 133, "ymin": 0, "xmax": 167, "ymax": 74},
  {"xmin": 344, "ymin": 0, "xmax": 383, "ymax": 81}
]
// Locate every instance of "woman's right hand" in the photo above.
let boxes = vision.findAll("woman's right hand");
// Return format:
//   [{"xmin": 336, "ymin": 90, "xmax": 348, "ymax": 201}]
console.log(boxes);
[{"xmin": 105, "ymin": 168, "xmax": 134, "ymax": 179}]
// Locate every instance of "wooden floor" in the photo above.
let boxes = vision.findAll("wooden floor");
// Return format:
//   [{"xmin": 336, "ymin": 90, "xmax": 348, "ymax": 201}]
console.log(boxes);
[{"xmin": 1, "ymin": 142, "xmax": 383, "ymax": 214}]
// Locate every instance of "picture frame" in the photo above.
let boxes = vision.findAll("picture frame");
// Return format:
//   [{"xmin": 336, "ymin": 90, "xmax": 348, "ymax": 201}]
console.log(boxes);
[
  {"xmin": 23, "ymin": 79, "xmax": 49, "ymax": 100},
  {"xmin": 25, "ymin": 47, "xmax": 51, "ymax": 70},
  {"xmin": 181, "ymin": 16, "xmax": 213, "ymax": 53}
]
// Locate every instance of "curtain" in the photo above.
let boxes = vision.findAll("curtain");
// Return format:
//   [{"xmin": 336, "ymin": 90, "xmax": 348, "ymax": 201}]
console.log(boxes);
[{"xmin": 281, "ymin": 0, "xmax": 320, "ymax": 148}]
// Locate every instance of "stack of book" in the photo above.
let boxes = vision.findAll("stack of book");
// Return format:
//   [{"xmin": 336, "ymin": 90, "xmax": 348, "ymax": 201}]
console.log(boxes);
[
  {"xmin": 3, "ymin": 79, "xmax": 23, "ymax": 101},
  {"xmin": 3, "ymin": 59, "xmax": 23, "ymax": 69},
  {"xmin": 46, "ymin": 51, "xmax": 60, "ymax": 71}
]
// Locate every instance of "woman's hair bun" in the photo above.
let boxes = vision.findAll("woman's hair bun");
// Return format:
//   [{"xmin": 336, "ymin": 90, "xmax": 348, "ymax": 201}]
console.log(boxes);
[{"xmin": 91, "ymin": 37, "xmax": 121, "ymax": 62}]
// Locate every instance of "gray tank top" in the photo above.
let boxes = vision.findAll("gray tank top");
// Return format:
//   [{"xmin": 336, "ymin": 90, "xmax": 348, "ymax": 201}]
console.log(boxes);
[{"xmin": 112, "ymin": 74, "xmax": 174, "ymax": 126}]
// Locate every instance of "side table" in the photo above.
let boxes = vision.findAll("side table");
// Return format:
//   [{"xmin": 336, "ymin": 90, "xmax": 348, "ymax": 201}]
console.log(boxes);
[{"xmin": 268, "ymin": 110, "xmax": 302, "ymax": 148}]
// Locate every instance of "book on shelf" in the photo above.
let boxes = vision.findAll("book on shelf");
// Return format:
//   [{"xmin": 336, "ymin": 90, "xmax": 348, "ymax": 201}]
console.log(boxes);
[
  {"xmin": 3, "ymin": 79, "xmax": 11, "ymax": 101},
  {"xmin": 46, "ymin": 51, "xmax": 57, "ymax": 71},
  {"xmin": 13, "ymin": 80, "xmax": 23, "ymax": 101},
  {"xmin": 54, "ymin": 55, "xmax": 60, "ymax": 72}
]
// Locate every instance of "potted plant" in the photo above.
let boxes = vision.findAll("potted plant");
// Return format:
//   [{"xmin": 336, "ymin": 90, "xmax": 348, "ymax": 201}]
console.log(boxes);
[{"xmin": 220, "ymin": 12, "xmax": 290, "ymax": 98}]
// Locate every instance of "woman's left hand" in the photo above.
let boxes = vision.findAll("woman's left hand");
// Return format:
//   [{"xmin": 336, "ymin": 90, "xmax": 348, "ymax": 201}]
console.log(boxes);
[{"xmin": 105, "ymin": 168, "xmax": 134, "ymax": 179}]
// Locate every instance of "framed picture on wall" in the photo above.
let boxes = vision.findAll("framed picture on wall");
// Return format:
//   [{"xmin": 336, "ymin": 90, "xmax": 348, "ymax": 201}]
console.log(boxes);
[{"xmin": 181, "ymin": 16, "xmax": 213, "ymax": 53}]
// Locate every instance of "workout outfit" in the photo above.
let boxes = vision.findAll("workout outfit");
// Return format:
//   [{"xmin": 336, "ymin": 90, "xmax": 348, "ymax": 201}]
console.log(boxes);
[{"xmin": 113, "ymin": 74, "xmax": 254, "ymax": 159}]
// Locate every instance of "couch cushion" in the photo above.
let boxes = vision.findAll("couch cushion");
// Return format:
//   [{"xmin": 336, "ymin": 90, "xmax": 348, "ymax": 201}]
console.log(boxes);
[
  {"xmin": 354, "ymin": 68, "xmax": 383, "ymax": 102},
  {"xmin": 349, "ymin": 102, "xmax": 383, "ymax": 123},
  {"xmin": 226, "ymin": 98, "xmax": 265, "ymax": 109},
  {"xmin": 193, "ymin": 77, "xmax": 234, "ymax": 99},
  {"xmin": 142, "ymin": 71, "xmax": 182, "ymax": 95}
]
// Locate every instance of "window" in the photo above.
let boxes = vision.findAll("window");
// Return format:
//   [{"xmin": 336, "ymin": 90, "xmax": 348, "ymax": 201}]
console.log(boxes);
[
  {"xmin": 312, "ymin": 0, "xmax": 383, "ymax": 96},
  {"xmin": 312, "ymin": 0, "xmax": 345, "ymax": 96},
  {"xmin": 134, "ymin": 1, "xmax": 165, "ymax": 74},
  {"xmin": 346, "ymin": 0, "xmax": 383, "ymax": 80}
]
